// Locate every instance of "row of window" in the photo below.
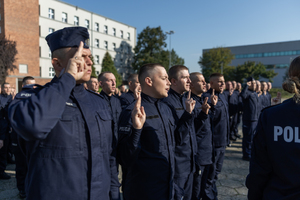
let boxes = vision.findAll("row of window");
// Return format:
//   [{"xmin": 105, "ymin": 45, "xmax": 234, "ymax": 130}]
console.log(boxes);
[
  {"xmin": 235, "ymin": 50, "xmax": 300, "ymax": 59},
  {"xmin": 48, "ymin": 8, "xmax": 130, "ymax": 40}
]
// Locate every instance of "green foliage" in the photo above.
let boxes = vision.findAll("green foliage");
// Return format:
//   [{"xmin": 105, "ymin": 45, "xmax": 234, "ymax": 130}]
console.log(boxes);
[
  {"xmin": 132, "ymin": 26, "xmax": 184, "ymax": 71},
  {"xmin": 101, "ymin": 52, "xmax": 122, "ymax": 86},
  {"xmin": 198, "ymin": 47, "xmax": 235, "ymax": 82},
  {"xmin": 269, "ymin": 88, "xmax": 293, "ymax": 99},
  {"xmin": 90, "ymin": 55, "xmax": 97, "ymax": 77},
  {"xmin": 0, "ymin": 36, "xmax": 18, "ymax": 84},
  {"xmin": 233, "ymin": 61, "xmax": 277, "ymax": 83}
]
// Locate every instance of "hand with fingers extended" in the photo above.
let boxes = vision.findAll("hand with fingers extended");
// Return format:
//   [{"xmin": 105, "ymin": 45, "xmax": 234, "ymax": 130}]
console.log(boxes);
[
  {"xmin": 210, "ymin": 89, "xmax": 218, "ymax": 106},
  {"xmin": 65, "ymin": 41, "xmax": 87, "ymax": 81},
  {"xmin": 272, "ymin": 92, "xmax": 282, "ymax": 105},
  {"xmin": 133, "ymin": 85, "xmax": 141, "ymax": 100},
  {"xmin": 185, "ymin": 90, "xmax": 196, "ymax": 114},
  {"xmin": 131, "ymin": 94, "xmax": 146, "ymax": 129},
  {"xmin": 202, "ymin": 97, "xmax": 211, "ymax": 114}
]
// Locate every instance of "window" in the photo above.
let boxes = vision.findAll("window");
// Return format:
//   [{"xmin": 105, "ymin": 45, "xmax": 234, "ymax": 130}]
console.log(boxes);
[
  {"xmin": 49, "ymin": 28, "xmax": 54, "ymax": 34},
  {"xmin": 96, "ymin": 71, "xmax": 100, "ymax": 75},
  {"xmin": 95, "ymin": 39, "xmax": 99, "ymax": 48},
  {"xmin": 113, "ymin": 43, "xmax": 116, "ymax": 50},
  {"xmin": 62, "ymin": 12, "xmax": 67, "ymax": 23},
  {"xmin": 120, "ymin": 30, "xmax": 123, "ymax": 38},
  {"xmin": 19, "ymin": 64, "xmax": 28, "ymax": 74},
  {"xmin": 112, "ymin": 28, "xmax": 116, "ymax": 36},
  {"xmin": 120, "ymin": 44, "xmax": 123, "ymax": 51},
  {"xmin": 104, "ymin": 41, "xmax": 108, "ymax": 49},
  {"xmin": 95, "ymin": 23, "xmax": 99, "ymax": 32},
  {"xmin": 104, "ymin": 25, "xmax": 108, "ymax": 34},
  {"xmin": 85, "ymin": 19, "xmax": 89, "ymax": 29},
  {"xmin": 127, "ymin": 32, "xmax": 130, "ymax": 40},
  {"xmin": 74, "ymin": 16, "xmax": 79, "ymax": 26},
  {"xmin": 48, "ymin": 8, "xmax": 54, "ymax": 19},
  {"xmin": 95, "ymin": 55, "xmax": 99, "ymax": 64},
  {"xmin": 49, "ymin": 67, "xmax": 55, "ymax": 77}
]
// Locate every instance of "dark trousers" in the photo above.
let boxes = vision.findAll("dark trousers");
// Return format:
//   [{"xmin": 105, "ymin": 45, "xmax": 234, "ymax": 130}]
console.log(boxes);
[
  {"xmin": 202, "ymin": 146, "xmax": 225, "ymax": 200},
  {"xmin": 229, "ymin": 114, "xmax": 238, "ymax": 138},
  {"xmin": 242, "ymin": 120, "xmax": 258, "ymax": 159},
  {"xmin": 192, "ymin": 164, "xmax": 211, "ymax": 200},
  {"xmin": 12, "ymin": 144, "xmax": 27, "ymax": 191},
  {"xmin": 174, "ymin": 172, "xmax": 194, "ymax": 200},
  {"xmin": 0, "ymin": 132, "xmax": 9, "ymax": 172}
]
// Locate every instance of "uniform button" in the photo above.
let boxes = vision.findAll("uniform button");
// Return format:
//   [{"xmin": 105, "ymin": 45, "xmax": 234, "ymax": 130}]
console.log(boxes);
[{"xmin": 199, "ymin": 170, "xmax": 201, "ymax": 175}]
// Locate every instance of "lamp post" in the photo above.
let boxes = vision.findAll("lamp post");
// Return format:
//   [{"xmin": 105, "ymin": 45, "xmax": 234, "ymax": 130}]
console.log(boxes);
[{"xmin": 166, "ymin": 31, "xmax": 174, "ymax": 69}]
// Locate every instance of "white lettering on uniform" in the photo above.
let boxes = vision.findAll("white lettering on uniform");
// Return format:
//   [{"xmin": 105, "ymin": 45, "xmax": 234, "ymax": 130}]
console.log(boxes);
[
  {"xmin": 274, "ymin": 126, "xmax": 283, "ymax": 141},
  {"xmin": 284, "ymin": 126, "xmax": 293, "ymax": 142},
  {"xmin": 295, "ymin": 127, "xmax": 300, "ymax": 143},
  {"xmin": 20, "ymin": 93, "xmax": 31, "ymax": 97}
]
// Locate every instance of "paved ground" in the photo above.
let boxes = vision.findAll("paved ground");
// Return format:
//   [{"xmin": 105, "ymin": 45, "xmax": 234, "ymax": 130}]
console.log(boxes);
[{"xmin": 0, "ymin": 131, "xmax": 249, "ymax": 200}]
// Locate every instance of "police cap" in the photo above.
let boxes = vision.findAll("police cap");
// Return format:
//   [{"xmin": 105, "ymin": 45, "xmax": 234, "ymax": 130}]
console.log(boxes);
[
  {"xmin": 46, "ymin": 27, "xmax": 90, "ymax": 53},
  {"xmin": 247, "ymin": 77, "xmax": 255, "ymax": 82}
]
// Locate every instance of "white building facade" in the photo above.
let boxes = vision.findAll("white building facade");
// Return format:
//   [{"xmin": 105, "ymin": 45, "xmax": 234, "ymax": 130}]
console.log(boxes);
[{"xmin": 39, "ymin": 0, "xmax": 136, "ymax": 80}]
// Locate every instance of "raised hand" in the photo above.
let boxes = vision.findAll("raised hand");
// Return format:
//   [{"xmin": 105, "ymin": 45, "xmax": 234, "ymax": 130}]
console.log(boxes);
[
  {"xmin": 272, "ymin": 92, "xmax": 282, "ymax": 105},
  {"xmin": 185, "ymin": 90, "xmax": 196, "ymax": 114},
  {"xmin": 133, "ymin": 85, "xmax": 141, "ymax": 100},
  {"xmin": 229, "ymin": 89, "xmax": 233, "ymax": 96},
  {"xmin": 210, "ymin": 89, "xmax": 218, "ymax": 106},
  {"xmin": 202, "ymin": 97, "xmax": 211, "ymax": 115},
  {"xmin": 131, "ymin": 94, "xmax": 146, "ymax": 129},
  {"xmin": 65, "ymin": 41, "xmax": 86, "ymax": 81},
  {"xmin": 247, "ymin": 81, "xmax": 251, "ymax": 87}
]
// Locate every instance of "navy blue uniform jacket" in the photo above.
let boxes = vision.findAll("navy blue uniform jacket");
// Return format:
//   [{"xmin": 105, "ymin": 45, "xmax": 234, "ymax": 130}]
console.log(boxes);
[
  {"xmin": 119, "ymin": 90, "xmax": 135, "ymax": 110},
  {"xmin": 0, "ymin": 94, "xmax": 12, "ymax": 140},
  {"xmin": 192, "ymin": 93, "xmax": 214, "ymax": 166},
  {"xmin": 118, "ymin": 92, "xmax": 193, "ymax": 200},
  {"xmin": 223, "ymin": 90, "xmax": 239, "ymax": 117},
  {"xmin": 246, "ymin": 98, "xmax": 300, "ymax": 200},
  {"xmin": 240, "ymin": 85, "xmax": 259, "ymax": 121},
  {"xmin": 203, "ymin": 89, "xmax": 229, "ymax": 147},
  {"xmin": 8, "ymin": 73, "xmax": 120, "ymax": 200}
]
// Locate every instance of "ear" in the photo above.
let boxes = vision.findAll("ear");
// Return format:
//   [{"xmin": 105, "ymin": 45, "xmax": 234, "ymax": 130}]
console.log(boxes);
[
  {"xmin": 145, "ymin": 77, "xmax": 152, "ymax": 87},
  {"xmin": 171, "ymin": 78, "xmax": 177, "ymax": 86},
  {"xmin": 52, "ymin": 58, "xmax": 64, "ymax": 74},
  {"xmin": 98, "ymin": 81, "xmax": 103, "ymax": 87}
]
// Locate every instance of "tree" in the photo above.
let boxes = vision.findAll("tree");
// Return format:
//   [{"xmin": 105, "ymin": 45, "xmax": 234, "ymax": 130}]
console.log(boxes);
[
  {"xmin": 90, "ymin": 55, "xmax": 97, "ymax": 77},
  {"xmin": 198, "ymin": 47, "xmax": 235, "ymax": 81},
  {"xmin": 101, "ymin": 52, "xmax": 122, "ymax": 86},
  {"xmin": 0, "ymin": 36, "xmax": 18, "ymax": 84},
  {"xmin": 234, "ymin": 61, "xmax": 277, "ymax": 83},
  {"xmin": 132, "ymin": 26, "xmax": 184, "ymax": 71}
]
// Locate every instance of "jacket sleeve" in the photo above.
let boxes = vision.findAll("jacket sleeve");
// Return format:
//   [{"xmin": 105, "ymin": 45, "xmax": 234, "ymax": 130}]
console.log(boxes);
[
  {"xmin": 109, "ymin": 147, "xmax": 121, "ymax": 200},
  {"xmin": 246, "ymin": 112, "xmax": 272, "ymax": 199},
  {"xmin": 240, "ymin": 85, "xmax": 250, "ymax": 100},
  {"xmin": 173, "ymin": 108, "xmax": 194, "ymax": 146},
  {"xmin": 117, "ymin": 108, "xmax": 143, "ymax": 169},
  {"xmin": 8, "ymin": 73, "xmax": 76, "ymax": 141}
]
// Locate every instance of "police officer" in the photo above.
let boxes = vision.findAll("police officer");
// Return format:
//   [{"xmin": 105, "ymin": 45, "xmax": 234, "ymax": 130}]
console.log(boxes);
[
  {"xmin": 0, "ymin": 83, "xmax": 12, "ymax": 179},
  {"xmin": 202, "ymin": 73, "xmax": 229, "ymax": 200},
  {"xmin": 119, "ymin": 73, "xmax": 140, "ymax": 109},
  {"xmin": 163, "ymin": 66, "xmax": 208, "ymax": 199},
  {"xmin": 98, "ymin": 72, "xmax": 122, "ymax": 148},
  {"xmin": 189, "ymin": 72, "xmax": 218, "ymax": 200},
  {"xmin": 8, "ymin": 27, "xmax": 120, "ymax": 200},
  {"xmin": 118, "ymin": 63, "xmax": 195, "ymax": 200},
  {"xmin": 246, "ymin": 56, "xmax": 300, "ymax": 199},
  {"xmin": 240, "ymin": 77, "xmax": 259, "ymax": 161},
  {"xmin": 86, "ymin": 75, "xmax": 99, "ymax": 93},
  {"xmin": 10, "ymin": 76, "xmax": 35, "ymax": 198}
]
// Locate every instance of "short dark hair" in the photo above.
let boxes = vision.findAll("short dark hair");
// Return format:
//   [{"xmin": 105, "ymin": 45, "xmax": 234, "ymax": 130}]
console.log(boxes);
[
  {"xmin": 1, "ymin": 82, "xmax": 10, "ymax": 88},
  {"xmin": 98, "ymin": 71, "xmax": 112, "ymax": 82},
  {"xmin": 22, "ymin": 76, "xmax": 35, "ymax": 85},
  {"xmin": 127, "ymin": 73, "xmax": 138, "ymax": 82},
  {"xmin": 190, "ymin": 72, "xmax": 203, "ymax": 82},
  {"xmin": 168, "ymin": 65, "xmax": 189, "ymax": 81},
  {"xmin": 87, "ymin": 76, "xmax": 97, "ymax": 84},
  {"xmin": 209, "ymin": 73, "xmax": 223, "ymax": 80},
  {"xmin": 138, "ymin": 63, "xmax": 164, "ymax": 86}
]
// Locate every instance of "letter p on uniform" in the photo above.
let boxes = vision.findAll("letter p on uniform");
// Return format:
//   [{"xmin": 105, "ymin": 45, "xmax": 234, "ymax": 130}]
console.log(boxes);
[{"xmin": 274, "ymin": 126, "xmax": 283, "ymax": 141}]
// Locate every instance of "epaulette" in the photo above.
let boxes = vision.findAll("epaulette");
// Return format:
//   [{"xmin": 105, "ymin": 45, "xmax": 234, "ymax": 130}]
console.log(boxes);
[
  {"xmin": 15, "ymin": 85, "xmax": 44, "ymax": 99},
  {"xmin": 86, "ymin": 89, "xmax": 104, "ymax": 99}
]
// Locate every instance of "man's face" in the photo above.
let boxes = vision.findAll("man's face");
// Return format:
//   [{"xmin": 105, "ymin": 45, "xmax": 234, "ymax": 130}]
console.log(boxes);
[
  {"xmin": 210, "ymin": 76, "xmax": 225, "ymax": 93},
  {"xmin": 2, "ymin": 84, "xmax": 11, "ymax": 95},
  {"xmin": 120, "ymin": 85, "xmax": 126, "ymax": 93},
  {"xmin": 151, "ymin": 66, "xmax": 171, "ymax": 98},
  {"xmin": 87, "ymin": 78, "xmax": 99, "ymax": 92},
  {"xmin": 232, "ymin": 81, "xmax": 237, "ymax": 90},
  {"xmin": 256, "ymin": 81, "xmax": 261, "ymax": 92},
  {"xmin": 268, "ymin": 82, "xmax": 272, "ymax": 90},
  {"xmin": 249, "ymin": 80, "xmax": 256, "ymax": 91},
  {"xmin": 100, "ymin": 73, "xmax": 116, "ymax": 96},
  {"xmin": 237, "ymin": 83, "xmax": 241, "ymax": 90},
  {"xmin": 171, "ymin": 69, "xmax": 191, "ymax": 94},
  {"xmin": 129, "ymin": 77, "xmax": 140, "ymax": 92},
  {"xmin": 206, "ymin": 83, "xmax": 211, "ymax": 90},
  {"xmin": 226, "ymin": 81, "xmax": 232, "ymax": 91},
  {"xmin": 261, "ymin": 82, "xmax": 267, "ymax": 92},
  {"xmin": 191, "ymin": 74, "xmax": 206, "ymax": 95}
]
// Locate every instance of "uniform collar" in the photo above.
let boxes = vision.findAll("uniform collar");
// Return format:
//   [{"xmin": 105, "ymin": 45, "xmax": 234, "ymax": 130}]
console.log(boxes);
[
  {"xmin": 141, "ymin": 92, "xmax": 159, "ymax": 103},
  {"xmin": 191, "ymin": 92, "xmax": 202, "ymax": 102},
  {"xmin": 169, "ymin": 88, "xmax": 182, "ymax": 99},
  {"xmin": 100, "ymin": 90, "xmax": 111, "ymax": 101}
]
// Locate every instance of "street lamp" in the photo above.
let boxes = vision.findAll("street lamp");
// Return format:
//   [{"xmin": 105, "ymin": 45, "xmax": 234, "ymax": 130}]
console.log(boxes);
[{"xmin": 166, "ymin": 31, "xmax": 174, "ymax": 69}]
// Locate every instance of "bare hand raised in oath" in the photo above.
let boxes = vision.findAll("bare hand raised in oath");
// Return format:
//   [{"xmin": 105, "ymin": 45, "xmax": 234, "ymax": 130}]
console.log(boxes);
[
  {"xmin": 185, "ymin": 90, "xmax": 196, "ymax": 114},
  {"xmin": 132, "ymin": 94, "xmax": 146, "ymax": 129},
  {"xmin": 210, "ymin": 89, "xmax": 218, "ymax": 106}
]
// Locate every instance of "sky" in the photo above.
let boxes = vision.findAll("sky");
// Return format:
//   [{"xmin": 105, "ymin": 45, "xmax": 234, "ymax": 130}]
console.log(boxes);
[{"xmin": 62, "ymin": 0, "xmax": 300, "ymax": 73}]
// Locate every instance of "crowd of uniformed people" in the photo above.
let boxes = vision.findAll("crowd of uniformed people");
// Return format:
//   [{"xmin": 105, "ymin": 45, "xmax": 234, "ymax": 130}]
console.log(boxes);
[{"xmin": 0, "ymin": 26, "xmax": 298, "ymax": 200}]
